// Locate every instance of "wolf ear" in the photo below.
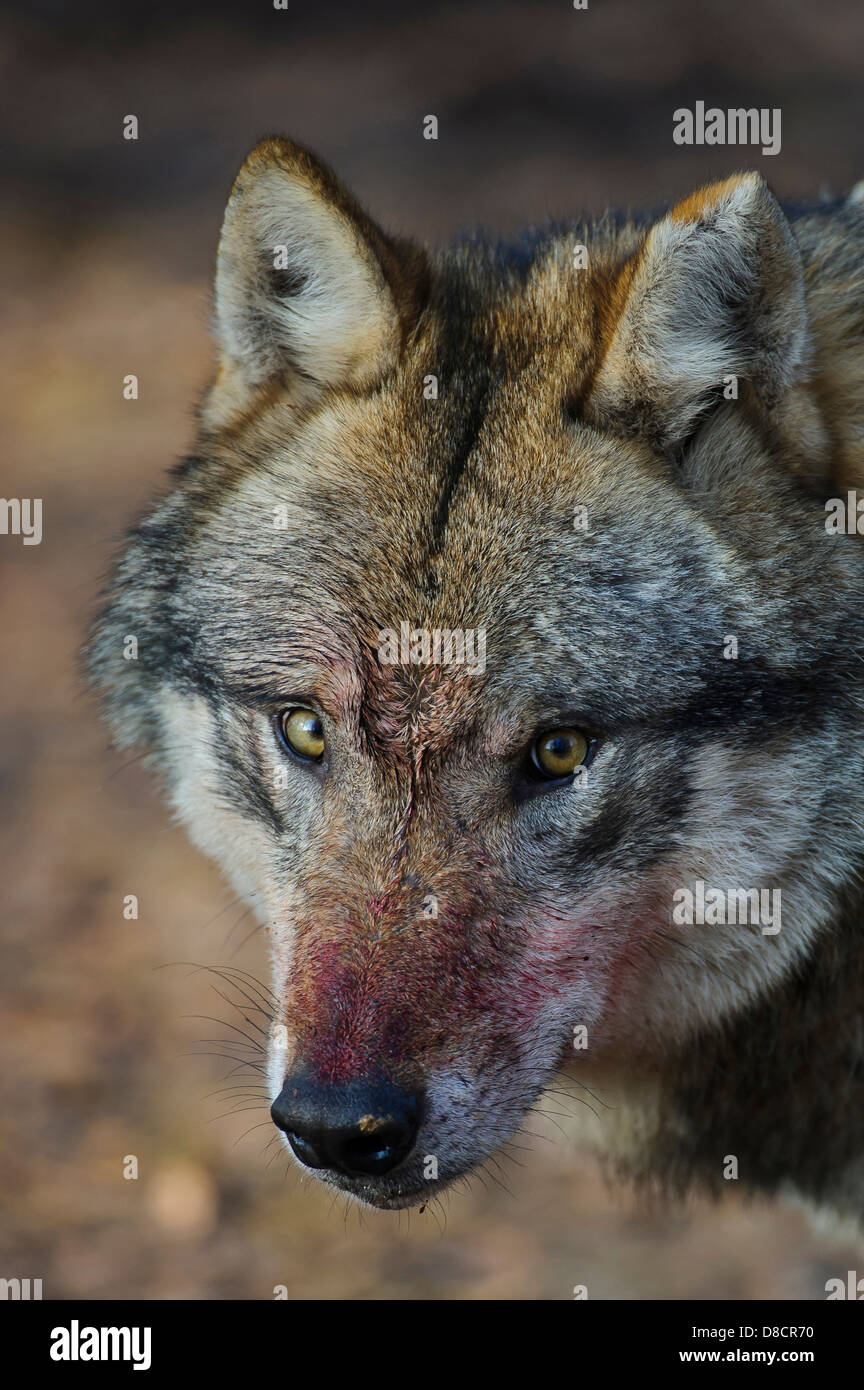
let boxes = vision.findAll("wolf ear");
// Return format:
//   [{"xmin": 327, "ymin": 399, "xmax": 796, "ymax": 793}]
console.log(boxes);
[
  {"xmin": 208, "ymin": 137, "xmax": 426, "ymax": 416},
  {"xmin": 585, "ymin": 173, "xmax": 808, "ymax": 451}
]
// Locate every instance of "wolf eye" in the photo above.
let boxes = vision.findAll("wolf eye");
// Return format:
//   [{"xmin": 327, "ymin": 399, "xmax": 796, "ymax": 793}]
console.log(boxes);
[
  {"xmin": 531, "ymin": 727, "xmax": 590, "ymax": 779},
  {"xmin": 277, "ymin": 708, "xmax": 325, "ymax": 762}
]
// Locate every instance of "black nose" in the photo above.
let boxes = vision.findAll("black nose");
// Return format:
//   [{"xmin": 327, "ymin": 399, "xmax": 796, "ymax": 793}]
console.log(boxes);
[{"xmin": 271, "ymin": 1073, "xmax": 422, "ymax": 1178}]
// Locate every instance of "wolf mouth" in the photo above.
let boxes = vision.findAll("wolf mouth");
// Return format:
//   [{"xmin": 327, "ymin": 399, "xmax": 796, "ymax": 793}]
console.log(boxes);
[
  {"xmin": 311, "ymin": 1168, "xmax": 442, "ymax": 1211},
  {"xmin": 349, "ymin": 1184, "xmax": 433, "ymax": 1211}
]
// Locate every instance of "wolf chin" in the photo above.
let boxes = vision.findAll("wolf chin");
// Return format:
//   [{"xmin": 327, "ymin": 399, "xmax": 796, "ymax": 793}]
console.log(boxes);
[{"xmin": 89, "ymin": 137, "xmax": 864, "ymax": 1228}]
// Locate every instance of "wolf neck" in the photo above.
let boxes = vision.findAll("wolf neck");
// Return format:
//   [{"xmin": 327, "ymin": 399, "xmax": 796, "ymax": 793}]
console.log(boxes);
[{"xmin": 645, "ymin": 885, "xmax": 864, "ymax": 1226}]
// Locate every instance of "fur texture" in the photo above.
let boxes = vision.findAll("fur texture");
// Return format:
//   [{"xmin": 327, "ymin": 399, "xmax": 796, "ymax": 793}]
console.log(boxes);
[{"xmin": 88, "ymin": 137, "xmax": 864, "ymax": 1221}]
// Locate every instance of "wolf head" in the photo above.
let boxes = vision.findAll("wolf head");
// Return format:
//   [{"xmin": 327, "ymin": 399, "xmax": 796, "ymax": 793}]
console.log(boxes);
[{"xmin": 89, "ymin": 138, "xmax": 864, "ymax": 1210}]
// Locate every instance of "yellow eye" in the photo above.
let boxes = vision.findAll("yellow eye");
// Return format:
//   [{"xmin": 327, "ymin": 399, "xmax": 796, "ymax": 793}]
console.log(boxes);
[
  {"xmin": 279, "ymin": 708, "xmax": 325, "ymax": 762},
  {"xmin": 531, "ymin": 727, "xmax": 590, "ymax": 779}
]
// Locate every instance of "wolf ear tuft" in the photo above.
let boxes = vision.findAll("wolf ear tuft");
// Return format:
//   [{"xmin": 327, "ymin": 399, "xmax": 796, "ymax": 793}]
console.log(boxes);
[
  {"xmin": 209, "ymin": 137, "xmax": 426, "ymax": 415},
  {"xmin": 586, "ymin": 173, "xmax": 808, "ymax": 451}
]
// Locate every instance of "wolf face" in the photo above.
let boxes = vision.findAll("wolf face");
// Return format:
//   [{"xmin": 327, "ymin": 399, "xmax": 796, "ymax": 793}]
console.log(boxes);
[{"xmin": 90, "ymin": 139, "xmax": 864, "ymax": 1214}]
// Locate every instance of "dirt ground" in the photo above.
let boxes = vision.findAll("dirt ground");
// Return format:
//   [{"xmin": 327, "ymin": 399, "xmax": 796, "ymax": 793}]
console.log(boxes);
[{"xmin": 2, "ymin": 0, "xmax": 863, "ymax": 1298}]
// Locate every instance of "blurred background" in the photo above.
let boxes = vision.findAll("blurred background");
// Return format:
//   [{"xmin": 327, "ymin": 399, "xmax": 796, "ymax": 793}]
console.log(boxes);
[{"xmin": 2, "ymin": 0, "xmax": 863, "ymax": 1300}]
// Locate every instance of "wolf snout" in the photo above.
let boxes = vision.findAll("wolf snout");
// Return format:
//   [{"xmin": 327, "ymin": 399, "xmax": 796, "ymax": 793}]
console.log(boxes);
[{"xmin": 271, "ymin": 1072, "xmax": 423, "ymax": 1179}]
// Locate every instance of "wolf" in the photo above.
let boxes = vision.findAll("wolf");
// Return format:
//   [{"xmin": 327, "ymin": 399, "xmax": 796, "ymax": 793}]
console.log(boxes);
[{"xmin": 88, "ymin": 136, "xmax": 864, "ymax": 1226}]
